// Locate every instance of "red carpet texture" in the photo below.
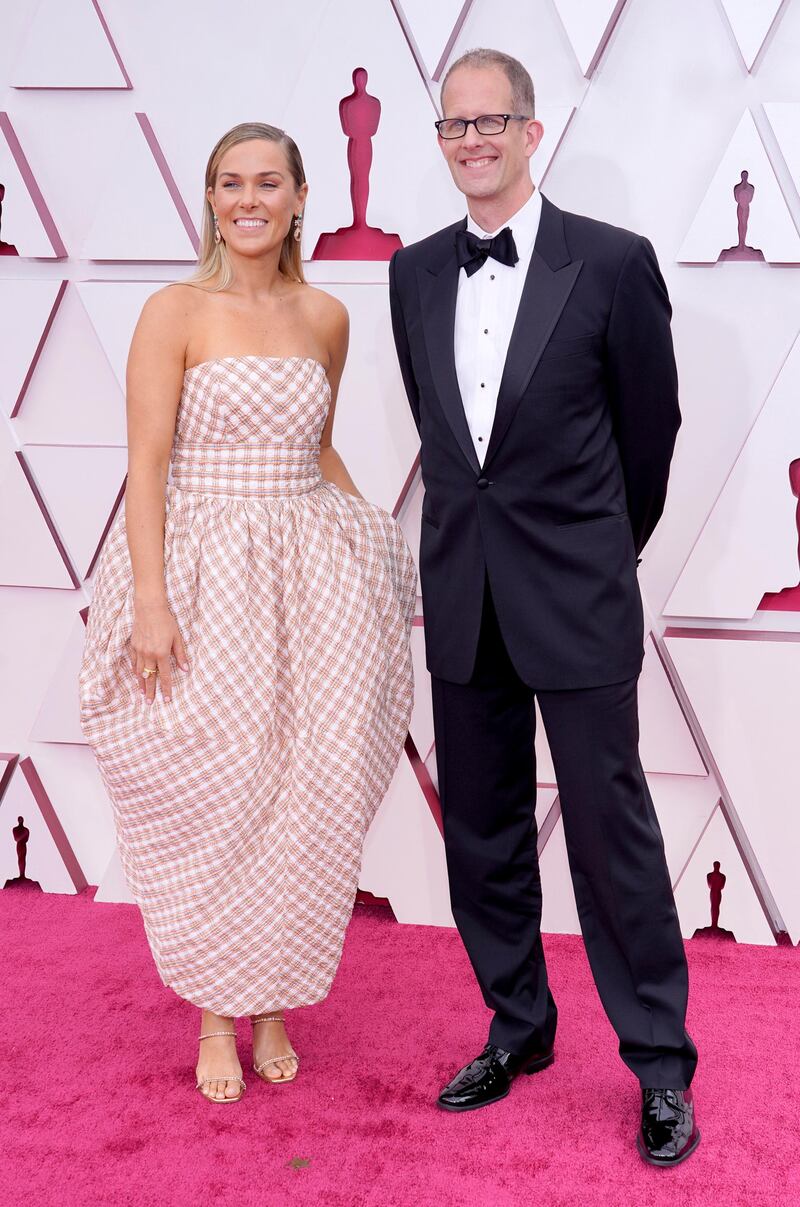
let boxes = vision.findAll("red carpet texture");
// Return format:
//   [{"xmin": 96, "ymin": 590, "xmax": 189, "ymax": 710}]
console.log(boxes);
[{"xmin": 3, "ymin": 889, "xmax": 799, "ymax": 1207}]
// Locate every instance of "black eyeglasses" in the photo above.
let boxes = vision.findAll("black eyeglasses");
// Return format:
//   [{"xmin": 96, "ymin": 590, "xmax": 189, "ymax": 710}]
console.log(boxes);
[{"xmin": 434, "ymin": 114, "xmax": 532, "ymax": 139}]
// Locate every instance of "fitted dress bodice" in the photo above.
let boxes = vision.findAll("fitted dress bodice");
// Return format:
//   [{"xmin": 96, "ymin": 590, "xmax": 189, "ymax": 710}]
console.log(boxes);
[{"xmin": 170, "ymin": 356, "xmax": 329, "ymax": 498}]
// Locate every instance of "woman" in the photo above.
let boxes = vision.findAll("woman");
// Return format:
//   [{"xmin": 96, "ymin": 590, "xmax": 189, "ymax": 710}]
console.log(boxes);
[{"xmin": 80, "ymin": 123, "xmax": 416, "ymax": 1103}]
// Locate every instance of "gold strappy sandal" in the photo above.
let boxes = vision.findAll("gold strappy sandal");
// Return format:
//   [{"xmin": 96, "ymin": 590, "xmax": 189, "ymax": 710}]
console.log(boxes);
[
  {"xmin": 251, "ymin": 1014, "xmax": 300, "ymax": 1085},
  {"xmin": 195, "ymin": 1029, "xmax": 246, "ymax": 1103}
]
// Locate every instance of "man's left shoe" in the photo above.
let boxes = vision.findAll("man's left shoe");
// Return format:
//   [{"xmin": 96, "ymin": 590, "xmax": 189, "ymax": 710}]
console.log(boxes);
[
  {"xmin": 437, "ymin": 1042, "xmax": 554, "ymax": 1112},
  {"xmin": 637, "ymin": 1088, "xmax": 700, "ymax": 1166}
]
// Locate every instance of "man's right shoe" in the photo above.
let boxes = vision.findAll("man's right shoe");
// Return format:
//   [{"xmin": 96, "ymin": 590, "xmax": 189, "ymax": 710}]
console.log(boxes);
[
  {"xmin": 637, "ymin": 1088, "xmax": 701, "ymax": 1166},
  {"xmin": 437, "ymin": 1042, "xmax": 554, "ymax": 1112}
]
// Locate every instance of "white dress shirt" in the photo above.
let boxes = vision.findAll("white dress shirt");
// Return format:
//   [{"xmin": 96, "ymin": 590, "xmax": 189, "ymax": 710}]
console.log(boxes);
[{"xmin": 454, "ymin": 188, "xmax": 543, "ymax": 466}]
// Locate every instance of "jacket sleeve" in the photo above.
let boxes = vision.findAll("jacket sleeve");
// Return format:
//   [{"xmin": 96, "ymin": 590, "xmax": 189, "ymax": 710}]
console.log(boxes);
[
  {"xmin": 605, "ymin": 235, "xmax": 681, "ymax": 556},
  {"xmin": 389, "ymin": 250, "xmax": 421, "ymax": 434}
]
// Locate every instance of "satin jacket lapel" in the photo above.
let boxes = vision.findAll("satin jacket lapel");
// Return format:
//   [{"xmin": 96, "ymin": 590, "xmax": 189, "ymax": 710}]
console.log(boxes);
[
  {"xmin": 418, "ymin": 224, "xmax": 481, "ymax": 475},
  {"xmin": 484, "ymin": 198, "xmax": 583, "ymax": 467}
]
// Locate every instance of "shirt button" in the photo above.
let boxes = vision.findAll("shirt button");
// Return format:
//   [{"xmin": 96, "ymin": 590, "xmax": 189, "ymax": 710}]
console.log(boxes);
[
  {"xmin": 478, "ymin": 436, "xmax": 484, "ymax": 442},
  {"xmin": 480, "ymin": 382, "xmax": 485, "ymax": 388},
  {"xmin": 490, "ymin": 274, "xmax": 495, "ymax": 280},
  {"xmin": 484, "ymin": 328, "xmax": 489, "ymax": 334}
]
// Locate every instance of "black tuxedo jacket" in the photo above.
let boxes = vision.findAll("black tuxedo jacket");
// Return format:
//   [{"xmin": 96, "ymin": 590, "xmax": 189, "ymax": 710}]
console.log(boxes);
[{"xmin": 389, "ymin": 194, "xmax": 681, "ymax": 689}]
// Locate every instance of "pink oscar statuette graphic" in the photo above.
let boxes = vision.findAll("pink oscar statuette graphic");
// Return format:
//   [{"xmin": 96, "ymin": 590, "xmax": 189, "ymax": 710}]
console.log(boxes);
[
  {"xmin": 313, "ymin": 67, "xmax": 402, "ymax": 261},
  {"xmin": 0, "ymin": 182, "xmax": 19, "ymax": 255},
  {"xmin": 693, "ymin": 861, "xmax": 735, "ymax": 941},
  {"xmin": 4, "ymin": 815, "xmax": 41, "ymax": 891},
  {"xmin": 760, "ymin": 459, "xmax": 800, "ymax": 611},
  {"xmin": 718, "ymin": 170, "xmax": 764, "ymax": 262}
]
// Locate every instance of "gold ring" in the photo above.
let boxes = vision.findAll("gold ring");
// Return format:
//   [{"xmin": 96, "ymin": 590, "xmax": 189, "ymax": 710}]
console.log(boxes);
[{"xmin": 142, "ymin": 667, "xmax": 158, "ymax": 679}]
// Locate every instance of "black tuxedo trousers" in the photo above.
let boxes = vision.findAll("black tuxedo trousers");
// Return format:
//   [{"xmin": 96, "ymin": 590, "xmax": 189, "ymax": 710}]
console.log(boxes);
[{"xmin": 432, "ymin": 577, "xmax": 698, "ymax": 1089}]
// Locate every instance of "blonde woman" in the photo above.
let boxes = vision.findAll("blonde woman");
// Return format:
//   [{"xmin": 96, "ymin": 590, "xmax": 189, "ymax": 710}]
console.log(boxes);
[{"xmin": 80, "ymin": 123, "xmax": 416, "ymax": 1103}]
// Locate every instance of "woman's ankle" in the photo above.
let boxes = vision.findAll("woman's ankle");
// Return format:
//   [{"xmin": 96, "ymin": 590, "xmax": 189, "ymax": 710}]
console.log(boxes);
[{"xmin": 200, "ymin": 1009, "xmax": 235, "ymax": 1033}]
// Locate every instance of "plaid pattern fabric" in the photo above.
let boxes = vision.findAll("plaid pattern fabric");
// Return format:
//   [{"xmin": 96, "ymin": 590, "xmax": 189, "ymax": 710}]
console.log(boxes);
[{"xmin": 80, "ymin": 357, "xmax": 416, "ymax": 1016}]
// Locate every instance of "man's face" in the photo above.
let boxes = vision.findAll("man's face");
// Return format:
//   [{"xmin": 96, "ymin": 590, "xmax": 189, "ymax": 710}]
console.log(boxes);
[{"xmin": 437, "ymin": 66, "xmax": 541, "ymax": 205}]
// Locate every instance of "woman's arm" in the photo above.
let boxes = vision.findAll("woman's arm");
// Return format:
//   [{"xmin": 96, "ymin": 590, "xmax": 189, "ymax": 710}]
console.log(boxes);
[
  {"xmin": 317, "ymin": 296, "xmax": 362, "ymax": 499},
  {"xmin": 125, "ymin": 286, "xmax": 191, "ymax": 702}
]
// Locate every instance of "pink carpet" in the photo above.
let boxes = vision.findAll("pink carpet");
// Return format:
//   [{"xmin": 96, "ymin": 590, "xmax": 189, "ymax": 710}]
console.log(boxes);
[{"xmin": 3, "ymin": 889, "xmax": 799, "ymax": 1206}]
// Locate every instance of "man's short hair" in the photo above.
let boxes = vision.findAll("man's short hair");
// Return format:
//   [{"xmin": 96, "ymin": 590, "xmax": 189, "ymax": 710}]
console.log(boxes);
[{"xmin": 440, "ymin": 49, "xmax": 535, "ymax": 118}]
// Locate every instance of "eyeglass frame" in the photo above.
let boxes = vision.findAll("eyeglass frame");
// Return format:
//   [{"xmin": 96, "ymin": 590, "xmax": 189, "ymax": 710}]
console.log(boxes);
[{"xmin": 434, "ymin": 113, "xmax": 533, "ymax": 139}]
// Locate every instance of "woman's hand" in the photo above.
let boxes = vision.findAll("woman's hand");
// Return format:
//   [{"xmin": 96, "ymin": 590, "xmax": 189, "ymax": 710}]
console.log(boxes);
[{"xmin": 130, "ymin": 600, "xmax": 189, "ymax": 704}]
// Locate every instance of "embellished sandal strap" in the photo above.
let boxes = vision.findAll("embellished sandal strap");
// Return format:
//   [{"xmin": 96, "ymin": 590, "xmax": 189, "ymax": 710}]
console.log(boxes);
[
  {"xmin": 199, "ymin": 1030, "xmax": 236, "ymax": 1040},
  {"xmin": 252, "ymin": 1014, "xmax": 284, "ymax": 1025},
  {"xmin": 254, "ymin": 1052, "xmax": 299, "ymax": 1074},
  {"xmin": 196, "ymin": 1074, "xmax": 246, "ymax": 1090}
]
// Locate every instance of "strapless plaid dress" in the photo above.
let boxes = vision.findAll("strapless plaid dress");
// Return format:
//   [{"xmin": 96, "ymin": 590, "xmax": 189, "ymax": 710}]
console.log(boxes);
[{"xmin": 80, "ymin": 356, "xmax": 416, "ymax": 1015}]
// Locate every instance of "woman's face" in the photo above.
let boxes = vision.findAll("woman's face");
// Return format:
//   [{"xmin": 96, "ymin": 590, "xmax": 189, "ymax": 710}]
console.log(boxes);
[{"xmin": 207, "ymin": 138, "xmax": 307, "ymax": 259}]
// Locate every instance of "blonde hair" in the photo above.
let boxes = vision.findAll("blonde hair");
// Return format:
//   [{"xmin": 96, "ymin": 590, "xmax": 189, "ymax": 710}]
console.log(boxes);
[{"xmin": 186, "ymin": 122, "xmax": 306, "ymax": 292}]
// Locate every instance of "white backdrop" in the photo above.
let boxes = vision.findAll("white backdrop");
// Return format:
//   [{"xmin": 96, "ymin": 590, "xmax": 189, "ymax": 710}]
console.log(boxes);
[{"xmin": 1, "ymin": 0, "xmax": 799, "ymax": 946}]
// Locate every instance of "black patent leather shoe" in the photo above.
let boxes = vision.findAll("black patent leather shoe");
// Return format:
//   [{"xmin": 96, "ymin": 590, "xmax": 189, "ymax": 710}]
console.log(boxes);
[
  {"xmin": 637, "ymin": 1088, "xmax": 700, "ymax": 1166},
  {"xmin": 437, "ymin": 1042, "xmax": 554, "ymax": 1112}
]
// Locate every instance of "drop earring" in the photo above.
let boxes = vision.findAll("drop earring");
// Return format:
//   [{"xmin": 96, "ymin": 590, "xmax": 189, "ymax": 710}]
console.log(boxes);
[
  {"xmin": 213, "ymin": 214, "xmax": 221, "ymax": 245},
  {"xmin": 293, "ymin": 213, "xmax": 303, "ymax": 243}
]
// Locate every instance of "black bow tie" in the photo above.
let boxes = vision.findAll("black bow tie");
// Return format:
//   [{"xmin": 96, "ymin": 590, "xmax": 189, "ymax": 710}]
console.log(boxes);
[{"xmin": 455, "ymin": 226, "xmax": 519, "ymax": 277}]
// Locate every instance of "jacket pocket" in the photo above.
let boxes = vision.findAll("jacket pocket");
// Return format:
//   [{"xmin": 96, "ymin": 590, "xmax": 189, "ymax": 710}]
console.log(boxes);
[
  {"xmin": 556, "ymin": 511, "xmax": 628, "ymax": 530},
  {"xmin": 540, "ymin": 333, "xmax": 603, "ymax": 361}
]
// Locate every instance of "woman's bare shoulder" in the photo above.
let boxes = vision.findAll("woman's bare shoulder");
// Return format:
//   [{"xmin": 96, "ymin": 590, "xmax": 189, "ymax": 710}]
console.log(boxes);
[
  {"xmin": 300, "ymin": 283, "xmax": 349, "ymax": 329},
  {"xmin": 142, "ymin": 281, "xmax": 209, "ymax": 320},
  {"xmin": 133, "ymin": 284, "xmax": 209, "ymax": 354}
]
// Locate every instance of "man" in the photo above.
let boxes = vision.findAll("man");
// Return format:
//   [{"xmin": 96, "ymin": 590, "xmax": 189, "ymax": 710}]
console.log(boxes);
[{"xmin": 389, "ymin": 48, "xmax": 699, "ymax": 1167}]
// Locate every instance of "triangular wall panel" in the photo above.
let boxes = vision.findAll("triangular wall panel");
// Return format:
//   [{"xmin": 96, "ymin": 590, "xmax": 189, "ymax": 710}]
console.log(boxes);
[
  {"xmin": 666, "ymin": 332, "xmax": 800, "ymax": 619},
  {"xmin": 666, "ymin": 632, "xmax": 800, "ymax": 942},
  {"xmin": 0, "ymin": 280, "xmax": 66, "ymax": 418},
  {"xmin": 764, "ymin": 102, "xmax": 800, "ymax": 191},
  {"xmin": 81, "ymin": 115, "xmax": 198, "ymax": 261},
  {"xmin": 533, "ymin": 106, "xmax": 576, "ymax": 185},
  {"xmin": 0, "ymin": 454, "xmax": 76, "ymax": 588},
  {"xmin": 283, "ymin": 0, "xmax": 458, "ymax": 255},
  {"xmin": 678, "ymin": 109, "xmax": 800, "ymax": 263},
  {"xmin": 12, "ymin": 284, "xmax": 127, "ymax": 445},
  {"xmin": 719, "ymin": 0, "xmax": 786, "ymax": 71},
  {"xmin": 77, "ymin": 281, "xmax": 164, "ymax": 393},
  {"xmin": 316, "ymin": 284, "xmax": 421, "ymax": 513},
  {"xmin": 95, "ymin": 845, "xmax": 135, "ymax": 904},
  {"xmin": 31, "ymin": 745, "xmax": 119, "ymax": 885},
  {"xmin": 24, "ymin": 445, "xmax": 127, "ymax": 579},
  {"xmin": 11, "ymin": 0, "xmax": 131, "ymax": 89},
  {"xmin": 0, "ymin": 753, "xmax": 20, "ymax": 805},
  {"xmin": 638, "ymin": 637, "xmax": 708, "ymax": 775},
  {"xmin": 0, "ymin": 758, "xmax": 87, "ymax": 893},
  {"xmin": 30, "ymin": 615, "xmax": 88, "ymax": 744},
  {"xmin": 648, "ymin": 775, "xmax": 721, "ymax": 888},
  {"xmin": 0, "ymin": 113, "xmax": 67, "ymax": 258},
  {"xmin": 551, "ymin": 0, "xmax": 628, "ymax": 77},
  {"xmin": 391, "ymin": 0, "xmax": 474, "ymax": 83},
  {"xmin": 360, "ymin": 751, "xmax": 454, "ymax": 926},
  {"xmin": 673, "ymin": 805, "xmax": 774, "ymax": 944}
]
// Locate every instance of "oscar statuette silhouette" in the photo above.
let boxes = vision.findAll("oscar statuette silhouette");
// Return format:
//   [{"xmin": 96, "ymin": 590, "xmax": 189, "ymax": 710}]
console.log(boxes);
[
  {"xmin": 718, "ymin": 170, "xmax": 765, "ymax": 262},
  {"xmin": 693, "ymin": 861, "xmax": 735, "ymax": 941},
  {"xmin": 4, "ymin": 815, "xmax": 41, "ymax": 890},
  {"xmin": 0, "ymin": 183, "xmax": 19, "ymax": 256},
  {"xmin": 760, "ymin": 459, "xmax": 800, "ymax": 611},
  {"xmin": 313, "ymin": 67, "xmax": 402, "ymax": 261}
]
